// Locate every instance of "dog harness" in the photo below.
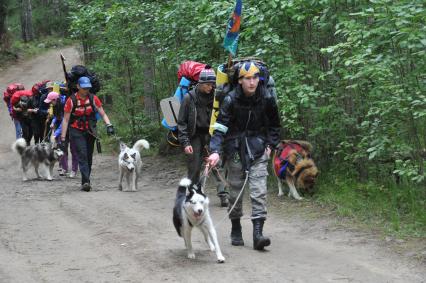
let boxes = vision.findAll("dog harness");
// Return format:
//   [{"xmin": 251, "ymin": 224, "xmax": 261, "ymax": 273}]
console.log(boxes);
[{"xmin": 273, "ymin": 142, "xmax": 304, "ymax": 179}]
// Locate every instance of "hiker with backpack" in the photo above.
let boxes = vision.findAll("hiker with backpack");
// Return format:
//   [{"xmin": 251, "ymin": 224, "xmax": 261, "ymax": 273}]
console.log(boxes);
[
  {"xmin": 29, "ymin": 81, "xmax": 50, "ymax": 144},
  {"xmin": 3, "ymin": 83, "xmax": 25, "ymax": 139},
  {"xmin": 177, "ymin": 67, "xmax": 230, "ymax": 206},
  {"xmin": 60, "ymin": 76, "xmax": 115, "ymax": 192},
  {"xmin": 207, "ymin": 61, "xmax": 281, "ymax": 251},
  {"xmin": 11, "ymin": 89, "xmax": 34, "ymax": 145},
  {"xmin": 45, "ymin": 86, "xmax": 79, "ymax": 178}
]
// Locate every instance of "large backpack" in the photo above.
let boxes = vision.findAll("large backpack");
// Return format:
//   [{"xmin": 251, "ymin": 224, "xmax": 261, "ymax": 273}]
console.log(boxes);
[
  {"xmin": 3, "ymin": 83, "xmax": 25, "ymax": 105},
  {"xmin": 215, "ymin": 57, "xmax": 275, "ymax": 103},
  {"xmin": 209, "ymin": 58, "xmax": 277, "ymax": 136},
  {"xmin": 67, "ymin": 65, "xmax": 101, "ymax": 94},
  {"xmin": 31, "ymin": 80, "xmax": 50, "ymax": 96},
  {"xmin": 162, "ymin": 61, "xmax": 208, "ymax": 146}
]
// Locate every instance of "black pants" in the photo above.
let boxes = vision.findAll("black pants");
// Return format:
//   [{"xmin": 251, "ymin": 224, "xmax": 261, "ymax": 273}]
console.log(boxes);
[
  {"xmin": 187, "ymin": 134, "xmax": 210, "ymax": 185},
  {"xmin": 70, "ymin": 127, "xmax": 95, "ymax": 185},
  {"xmin": 20, "ymin": 118, "xmax": 33, "ymax": 145},
  {"xmin": 31, "ymin": 117, "xmax": 46, "ymax": 144}
]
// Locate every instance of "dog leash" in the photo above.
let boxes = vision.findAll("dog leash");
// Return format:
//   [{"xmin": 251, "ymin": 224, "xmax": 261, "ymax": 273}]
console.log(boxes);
[
  {"xmin": 214, "ymin": 171, "xmax": 249, "ymax": 229},
  {"xmin": 199, "ymin": 163, "xmax": 249, "ymax": 229},
  {"xmin": 42, "ymin": 128, "xmax": 53, "ymax": 143}
]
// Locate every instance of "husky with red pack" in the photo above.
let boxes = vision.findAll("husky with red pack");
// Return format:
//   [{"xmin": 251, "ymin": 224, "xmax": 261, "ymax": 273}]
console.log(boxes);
[{"xmin": 3, "ymin": 83, "xmax": 25, "ymax": 139}]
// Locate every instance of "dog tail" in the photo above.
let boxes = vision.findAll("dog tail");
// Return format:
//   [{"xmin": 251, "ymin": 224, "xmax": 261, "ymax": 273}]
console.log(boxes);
[
  {"xmin": 177, "ymin": 178, "xmax": 191, "ymax": 195},
  {"xmin": 12, "ymin": 138, "xmax": 27, "ymax": 155},
  {"xmin": 133, "ymin": 139, "xmax": 150, "ymax": 151},
  {"xmin": 179, "ymin": 177, "xmax": 191, "ymax": 188}
]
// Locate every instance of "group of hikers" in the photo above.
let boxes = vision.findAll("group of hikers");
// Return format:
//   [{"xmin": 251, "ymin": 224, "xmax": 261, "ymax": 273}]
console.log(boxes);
[
  {"xmin": 3, "ymin": 73, "xmax": 115, "ymax": 192},
  {"xmin": 4, "ymin": 58, "xmax": 281, "ymax": 251}
]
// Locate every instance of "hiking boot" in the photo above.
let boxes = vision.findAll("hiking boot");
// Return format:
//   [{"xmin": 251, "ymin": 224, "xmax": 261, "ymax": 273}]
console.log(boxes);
[
  {"xmin": 252, "ymin": 218, "xmax": 271, "ymax": 250},
  {"xmin": 59, "ymin": 169, "xmax": 67, "ymax": 177},
  {"xmin": 220, "ymin": 195, "xmax": 229, "ymax": 207},
  {"xmin": 81, "ymin": 183, "xmax": 91, "ymax": 192},
  {"xmin": 230, "ymin": 218, "xmax": 244, "ymax": 246}
]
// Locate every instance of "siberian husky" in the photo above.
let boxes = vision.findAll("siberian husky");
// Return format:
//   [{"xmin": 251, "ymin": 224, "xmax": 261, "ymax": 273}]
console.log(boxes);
[
  {"xmin": 118, "ymin": 139, "xmax": 149, "ymax": 192},
  {"xmin": 12, "ymin": 138, "xmax": 64, "ymax": 181},
  {"xmin": 173, "ymin": 178, "xmax": 225, "ymax": 263}
]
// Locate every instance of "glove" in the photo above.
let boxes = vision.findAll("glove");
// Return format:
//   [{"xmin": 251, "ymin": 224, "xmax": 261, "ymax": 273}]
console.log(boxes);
[{"xmin": 106, "ymin": 124, "xmax": 115, "ymax": 136}]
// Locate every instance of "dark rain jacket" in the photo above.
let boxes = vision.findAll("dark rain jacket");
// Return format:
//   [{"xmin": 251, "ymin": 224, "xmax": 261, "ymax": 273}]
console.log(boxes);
[
  {"xmin": 177, "ymin": 88, "xmax": 213, "ymax": 147},
  {"xmin": 209, "ymin": 85, "xmax": 281, "ymax": 169}
]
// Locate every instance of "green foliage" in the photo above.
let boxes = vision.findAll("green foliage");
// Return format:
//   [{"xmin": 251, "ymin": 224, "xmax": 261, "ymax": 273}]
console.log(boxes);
[
  {"xmin": 68, "ymin": 0, "xmax": 425, "ymax": 236},
  {"xmin": 316, "ymin": 174, "xmax": 426, "ymax": 237},
  {"xmin": 67, "ymin": 0, "xmax": 425, "ymax": 180}
]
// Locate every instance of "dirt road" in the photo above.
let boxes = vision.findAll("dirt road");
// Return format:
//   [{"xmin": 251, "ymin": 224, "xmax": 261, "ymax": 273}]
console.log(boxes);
[{"xmin": 0, "ymin": 47, "xmax": 424, "ymax": 283}]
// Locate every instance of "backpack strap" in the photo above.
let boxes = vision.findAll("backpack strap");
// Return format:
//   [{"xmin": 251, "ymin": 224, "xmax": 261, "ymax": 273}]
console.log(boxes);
[{"xmin": 69, "ymin": 93, "xmax": 97, "ymax": 126}]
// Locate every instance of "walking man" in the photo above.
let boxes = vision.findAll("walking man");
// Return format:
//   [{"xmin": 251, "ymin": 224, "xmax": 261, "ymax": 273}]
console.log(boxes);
[
  {"xmin": 207, "ymin": 62, "xmax": 281, "ymax": 250},
  {"xmin": 177, "ymin": 67, "xmax": 229, "ymax": 206}
]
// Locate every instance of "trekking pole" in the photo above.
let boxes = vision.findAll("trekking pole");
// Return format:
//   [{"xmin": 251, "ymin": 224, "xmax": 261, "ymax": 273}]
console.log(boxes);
[{"xmin": 60, "ymin": 53, "xmax": 72, "ymax": 97}]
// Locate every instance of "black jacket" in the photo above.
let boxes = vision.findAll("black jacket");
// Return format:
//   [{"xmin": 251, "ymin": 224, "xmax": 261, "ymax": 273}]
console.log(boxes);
[
  {"xmin": 177, "ymin": 88, "xmax": 213, "ymax": 147},
  {"xmin": 209, "ymin": 85, "xmax": 281, "ymax": 164}
]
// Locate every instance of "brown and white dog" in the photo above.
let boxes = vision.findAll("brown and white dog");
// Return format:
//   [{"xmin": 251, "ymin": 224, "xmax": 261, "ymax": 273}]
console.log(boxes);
[{"xmin": 272, "ymin": 140, "xmax": 318, "ymax": 200}]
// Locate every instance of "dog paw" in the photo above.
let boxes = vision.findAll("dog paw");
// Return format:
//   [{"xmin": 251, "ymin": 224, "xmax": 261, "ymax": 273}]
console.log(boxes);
[
  {"xmin": 277, "ymin": 192, "xmax": 283, "ymax": 197},
  {"xmin": 22, "ymin": 177, "xmax": 28, "ymax": 181},
  {"xmin": 217, "ymin": 256, "xmax": 225, "ymax": 263},
  {"xmin": 187, "ymin": 253, "xmax": 196, "ymax": 259},
  {"xmin": 47, "ymin": 177, "xmax": 53, "ymax": 181}
]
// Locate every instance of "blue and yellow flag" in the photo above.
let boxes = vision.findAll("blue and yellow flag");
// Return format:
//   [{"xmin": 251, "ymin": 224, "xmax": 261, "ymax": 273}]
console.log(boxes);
[{"xmin": 222, "ymin": 0, "xmax": 242, "ymax": 56}]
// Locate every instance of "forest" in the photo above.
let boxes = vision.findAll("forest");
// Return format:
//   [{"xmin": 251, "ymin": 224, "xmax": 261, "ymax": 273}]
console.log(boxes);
[{"xmin": 1, "ymin": 0, "xmax": 425, "ymax": 237}]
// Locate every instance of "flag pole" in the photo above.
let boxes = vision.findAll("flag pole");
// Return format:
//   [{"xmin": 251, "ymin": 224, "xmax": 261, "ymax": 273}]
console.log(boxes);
[{"xmin": 227, "ymin": 54, "xmax": 233, "ymax": 69}]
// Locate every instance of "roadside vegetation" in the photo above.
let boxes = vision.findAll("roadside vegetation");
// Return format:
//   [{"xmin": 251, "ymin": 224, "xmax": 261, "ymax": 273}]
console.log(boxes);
[{"xmin": 1, "ymin": 0, "xmax": 425, "ymax": 239}]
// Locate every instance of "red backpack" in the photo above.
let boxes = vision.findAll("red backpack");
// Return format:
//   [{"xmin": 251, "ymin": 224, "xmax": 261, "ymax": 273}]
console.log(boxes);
[
  {"xmin": 3, "ymin": 83, "xmax": 25, "ymax": 105},
  {"xmin": 177, "ymin": 61, "xmax": 207, "ymax": 83},
  {"xmin": 31, "ymin": 80, "xmax": 50, "ymax": 95}
]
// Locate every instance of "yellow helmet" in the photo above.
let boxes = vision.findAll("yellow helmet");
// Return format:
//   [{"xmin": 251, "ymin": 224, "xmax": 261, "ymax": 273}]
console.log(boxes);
[{"xmin": 238, "ymin": 62, "xmax": 260, "ymax": 78}]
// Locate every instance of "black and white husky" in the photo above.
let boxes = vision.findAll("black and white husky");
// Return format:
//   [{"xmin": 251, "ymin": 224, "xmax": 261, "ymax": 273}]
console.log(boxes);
[
  {"xmin": 118, "ymin": 139, "xmax": 149, "ymax": 192},
  {"xmin": 173, "ymin": 178, "xmax": 225, "ymax": 263},
  {"xmin": 12, "ymin": 138, "xmax": 64, "ymax": 181}
]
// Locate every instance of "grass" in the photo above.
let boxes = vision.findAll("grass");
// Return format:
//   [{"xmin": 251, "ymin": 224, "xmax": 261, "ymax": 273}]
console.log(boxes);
[{"xmin": 293, "ymin": 173, "xmax": 426, "ymax": 238}]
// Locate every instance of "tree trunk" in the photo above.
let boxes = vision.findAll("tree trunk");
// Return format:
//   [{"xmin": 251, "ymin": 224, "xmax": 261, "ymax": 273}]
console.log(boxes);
[
  {"xmin": 0, "ymin": 1, "xmax": 7, "ymax": 50},
  {"xmin": 21, "ymin": 0, "xmax": 34, "ymax": 42}
]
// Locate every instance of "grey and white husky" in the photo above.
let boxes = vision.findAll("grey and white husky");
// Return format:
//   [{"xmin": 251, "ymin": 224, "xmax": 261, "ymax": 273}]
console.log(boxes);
[
  {"xmin": 12, "ymin": 138, "xmax": 64, "ymax": 181},
  {"xmin": 173, "ymin": 178, "xmax": 225, "ymax": 263},
  {"xmin": 118, "ymin": 139, "xmax": 150, "ymax": 192}
]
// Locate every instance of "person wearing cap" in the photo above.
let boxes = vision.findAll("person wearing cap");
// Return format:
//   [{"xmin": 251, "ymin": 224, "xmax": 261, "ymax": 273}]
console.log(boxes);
[
  {"xmin": 177, "ymin": 67, "xmax": 231, "ymax": 204},
  {"xmin": 60, "ymin": 76, "xmax": 115, "ymax": 192},
  {"xmin": 45, "ymin": 91, "xmax": 79, "ymax": 178},
  {"xmin": 207, "ymin": 61, "xmax": 281, "ymax": 250}
]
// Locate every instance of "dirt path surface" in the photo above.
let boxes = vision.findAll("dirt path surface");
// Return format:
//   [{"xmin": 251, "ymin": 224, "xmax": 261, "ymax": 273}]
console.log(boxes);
[{"xmin": 0, "ymin": 47, "xmax": 424, "ymax": 283}]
